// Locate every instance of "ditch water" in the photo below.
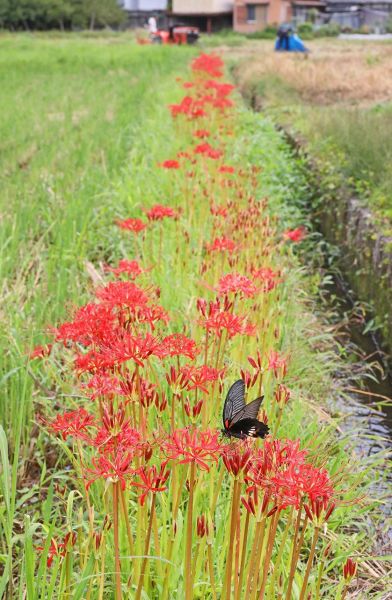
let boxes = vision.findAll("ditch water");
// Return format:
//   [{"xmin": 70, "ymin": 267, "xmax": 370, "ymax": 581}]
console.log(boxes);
[
  {"xmin": 327, "ymin": 275, "xmax": 392, "ymax": 459},
  {"xmin": 275, "ymin": 122, "xmax": 392, "ymax": 458}
]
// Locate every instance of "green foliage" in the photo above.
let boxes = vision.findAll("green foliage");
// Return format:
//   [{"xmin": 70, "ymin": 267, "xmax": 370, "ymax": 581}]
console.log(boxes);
[
  {"xmin": 246, "ymin": 25, "xmax": 277, "ymax": 40},
  {"xmin": 201, "ymin": 29, "xmax": 246, "ymax": 48},
  {"xmin": 0, "ymin": 0, "xmax": 126, "ymax": 30},
  {"xmin": 314, "ymin": 23, "xmax": 340, "ymax": 38},
  {"xmin": 301, "ymin": 104, "xmax": 392, "ymax": 217},
  {"xmin": 298, "ymin": 21, "xmax": 314, "ymax": 39}
]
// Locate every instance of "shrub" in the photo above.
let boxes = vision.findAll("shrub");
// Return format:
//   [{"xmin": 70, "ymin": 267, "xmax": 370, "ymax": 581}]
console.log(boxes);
[
  {"xmin": 298, "ymin": 22, "xmax": 314, "ymax": 39},
  {"xmin": 247, "ymin": 25, "xmax": 278, "ymax": 40},
  {"xmin": 314, "ymin": 23, "xmax": 340, "ymax": 38}
]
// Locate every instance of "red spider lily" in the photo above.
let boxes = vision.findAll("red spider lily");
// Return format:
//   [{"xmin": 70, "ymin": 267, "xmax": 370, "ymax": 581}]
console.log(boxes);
[
  {"xmin": 29, "ymin": 344, "xmax": 52, "ymax": 360},
  {"xmin": 303, "ymin": 498, "xmax": 336, "ymax": 525},
  {"xmin": 180, "ymin": 365, "xmax": 224, "ymax": 393},
  {"xmin": 218, "ymin": 165, "xmax": 235, "ymax": 174},
  {"xmin": 155, "ymin": 392, "xmax": 167, "ymax": 412},
  {"xmin": 102, "ymin": 404, "xmax": 129, "ymax": 436},
  {"xmin": 343, "ymin": 558, "xmax": 357, "ymax": 582},
  {"xmin": 248, "ymin": 350, "xmax": 263, "ymax": 373},
  {"xmin": 55, "ymin": 303, "xmax": 116, "ymax": 346},
  {"xmin": 100, "ymin": 332, "xmax": 162, "ymax": 369},
  {"xmin": 212, "ymin": 97, "xmax": 234, "ymax": 111},
  {"xmin": 191, "ymin": 53, "xmax": 224, "ymax": 78},
  {"xmin": 37, "ymin": 535, "xmax": 75, "ymax": 567},
  {"xmin": 196, "ymin": 514, "xmax": 209, "ymax": 537},
  {"xmin": 183, "ymin": 81, "xmax": 194, "ymax": 89},
  {"xmin": 159, "ymin": 159, "xmax": 180, "ymax": 169},
  {"xmin": 169, "ymin": 96, "xmax": 191, "ymax": 117},
  {"xmin": 203, "ymin": 310, "xmax": 256, "ymax": 340},
  {"xmin": 49, "ymin": 408, "xmax": 96, "ymax": 441},
  {"xmin": 222, "ymin": 444, "xmax": 253, "ymax": 477},
  {"xmin": 74, "ymin": 332, "xmax": 162, "ymax": 373},
  {"xmin": 141, "ymin": 441, "xmax": 154, "ymax": 462},
  {"xmin": 162, "ymin": 428, "xmax": 222, "ymax": 471},
  {"xmin": 87, "ymin": 448, "xmax": 136, "ymax": 490},
  {"xmin": 96, "ymin": 281, "xmax": 149, "ymax": 309},
  {"xmin": 105, "ymin": 259, "xmax": 145, "ymax": 279},
  {"xmin": 146, "ymin": 204, "xmax": 179, "ymax": 221},
  {"xmin": 204, "ymin": 80, "xmax": 235, "ymax": 97},
  {"xmin": 157, "ymin": 333, "xmax": 200, "ymax": 361},
  {"xmin": 194, "ymin": 142, "xmax": 223, "ymax": 160},
  {"xmin": 302, "ymin": 464, "xmax": 335, "ymax": 503},
  {"xmin": 83, "ymin": 373, "xmax": 123, "ymax": 400},
  {"xmin": 240, "ymin": 369, "xmax": 258, "ymax": 389},
  {"xmin": 169, "ymin": 96, "xmax": 207, "ymax": 119},
  {"xmin": 116, "ymin": 218, "xmax": 147, "ymax": 233},
  {"xmin": 184, "ymin": 398, "xmax": 203, "ymax": 418},
  {"xmin": 133, "ymin": 304, "xmax": 170, "ymax": 330},
  {"xmin": 283, "ymin": 226, "xmax": 307, "ymax": 243},
  {"xmin": 196, "ymin": 296, "xmax": 232, "ymax": 319},
  {"xmin": 73, "ymin": 350, "xmax": 106, "ymax": 374},
  {"xmin": 241, "ymin": 490, "xmax": 259, "ymax": 516},
  {"xmin": 193, "ymin": 129, "xmax": 210, "ymax": 138},
  {"xmin": 246, "ymin": 439, "xmax": 307, "ymax": 501},
  {"xmin": 267, "ymin": 350, "xmax": 288, "ymax": 378},
  {"xmin": 251, "ymin": 267, "xmax": 281, "ymax": 292},
  {"xmin": 270, "ymin": 463, "xmax": 334, "ymax": 510},
  {"xmin": 205, "ymin": 236, "xmax": 237, "ymax": 254},
  {"xmin": 132, "ymin": 461, "xmax": 170, "ymax": 506},
  {"xmin": 138, "ymin": 377, "xmax": 159, "ymax": 408},
  {"xmin": 92, "ymin": 403, "xmax": 141, "ymax": 452},
  {"xmin": 165, "ymin": 365, "xmax": 189, "ymax": 394},
  {"xmin": 217, "ymin": 273, "xmax": 257, "ymax": 299},
  {"xmin": 46, "ymin": 538, "xmax": 65, "ymax": 567},
  {"xmin": 274, "ymin": 383, "xmax": 291, "ymax": 405},
  {"xmin": 210, "ymin": 204, "xmax": 228, "ymax": 218}
]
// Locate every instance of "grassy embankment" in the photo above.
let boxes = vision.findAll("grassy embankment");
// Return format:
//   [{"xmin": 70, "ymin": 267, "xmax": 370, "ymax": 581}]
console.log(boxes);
[
  {"xmin": 0, "ymin": 36, "xmax": 389, "ymax": 598},
  {"xmin": 226, "ymin": 39, "xmax": 392, "ymax": 347},
  {"xmin": 229, "ymin": 39, "xmax": 392, "ymax": 223}
]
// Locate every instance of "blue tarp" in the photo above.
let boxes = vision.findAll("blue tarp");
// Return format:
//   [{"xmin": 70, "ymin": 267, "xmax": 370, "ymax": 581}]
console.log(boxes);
[{"xmin": 275, "ymin": 34, "xmax": 308, "ymax": 52}]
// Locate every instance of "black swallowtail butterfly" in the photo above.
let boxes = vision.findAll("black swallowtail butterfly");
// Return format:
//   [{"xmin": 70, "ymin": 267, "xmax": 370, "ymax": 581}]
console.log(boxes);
[{"xmin": 222, "ymin": 379, "xmax": 269, "ymax": 439}]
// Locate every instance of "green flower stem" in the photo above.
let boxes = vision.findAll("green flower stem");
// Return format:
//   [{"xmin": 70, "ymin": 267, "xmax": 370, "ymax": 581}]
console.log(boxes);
[
  {"xmin": 299, "ymin": 526, "xmax": 320, "ymax": 600},
  {"xmin": 135, "ymin": 493, "xmax": 156, "ymax": 600}
]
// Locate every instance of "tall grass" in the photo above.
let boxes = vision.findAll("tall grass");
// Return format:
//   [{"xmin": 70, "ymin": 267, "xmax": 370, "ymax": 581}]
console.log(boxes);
[
  {"xmin": 299, "ymin": 105, "xmax": 392, "ymax": 219},
  {"xmin": 0, "ymin": 36, "xmax": 194, "ymax": 445}
]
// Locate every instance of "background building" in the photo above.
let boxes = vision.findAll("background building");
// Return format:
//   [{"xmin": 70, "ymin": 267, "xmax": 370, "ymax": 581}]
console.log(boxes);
[{"xmin": 171, "ymin": 0, "xmax": 233, "ymax": 31}]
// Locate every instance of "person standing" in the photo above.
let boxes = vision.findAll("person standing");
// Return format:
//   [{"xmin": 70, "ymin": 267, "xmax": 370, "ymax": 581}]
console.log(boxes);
[{"xmin": 148, "ymin": 15, "xmax": 158, "ymax": 36}]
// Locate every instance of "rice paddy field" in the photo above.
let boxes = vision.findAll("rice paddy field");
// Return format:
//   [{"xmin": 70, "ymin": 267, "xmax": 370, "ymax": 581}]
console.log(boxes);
[
  {"xmin": 0, "ymin": 34, "xmax": 391, "ymax": 599},
  {"xmin": 227, "ymin": 38, "xmax": 392, "ymax": 224}
]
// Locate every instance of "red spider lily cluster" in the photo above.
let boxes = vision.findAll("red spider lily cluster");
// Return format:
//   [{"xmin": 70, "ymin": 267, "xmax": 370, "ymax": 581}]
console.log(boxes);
[
  {"xmin": 30, "ymin": 52, "xmax": 356, "ymax": 600},
  {"xmin": 343, "ymin": 557, "xmax": 357, "ymax": 582}
]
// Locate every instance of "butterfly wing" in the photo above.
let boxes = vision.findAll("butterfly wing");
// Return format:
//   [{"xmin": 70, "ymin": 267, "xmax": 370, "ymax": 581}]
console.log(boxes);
[
  {"xmin": 223, "ymin": 379, "xmax": 245, "ymax": 428},
  {"xmin": 230, "ymin": 396, "xmax": 264, "ymax": 426},
  {"xmin": 228, "ymin": 418, "xmax": 269, "ymax": 439}
]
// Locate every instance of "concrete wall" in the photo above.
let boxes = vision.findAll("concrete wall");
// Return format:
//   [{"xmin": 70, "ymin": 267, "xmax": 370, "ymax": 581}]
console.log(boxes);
[
  {"xmin": 234, "ymin": 2, "xmax": 269, "ymax": 32},
  {"xmin": 122, "ymin": 0, "xmax": 167, "ymax": 10},
  {"xmin": 234, "ymin": 0, "xmax": 291, "ymax": 29},
  {"xmin": 173, "ymin": 0, "xmax": 233, "ymax": 14}
]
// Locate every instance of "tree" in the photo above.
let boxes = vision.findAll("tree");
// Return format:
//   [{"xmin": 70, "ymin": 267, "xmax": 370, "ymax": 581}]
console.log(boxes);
[
  {"xmin": 43, "ymin": 0, "xmax": 74, "ymax": 30},
  {"xmin": 0, "ymin": 0, "xmax": 126, "ymax": 30},
  {"xmin": 82, "ymin": 0, "xmax": 126, "ymax": 30}
]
